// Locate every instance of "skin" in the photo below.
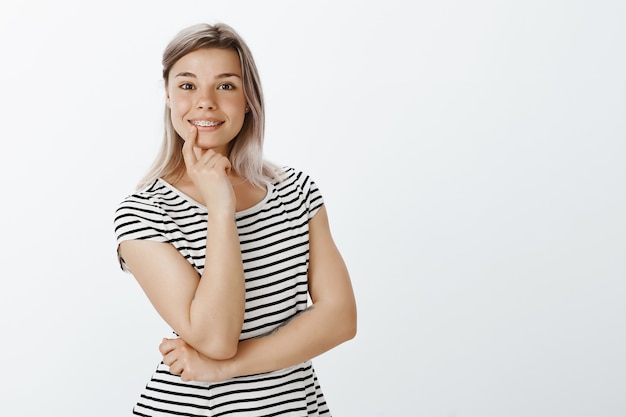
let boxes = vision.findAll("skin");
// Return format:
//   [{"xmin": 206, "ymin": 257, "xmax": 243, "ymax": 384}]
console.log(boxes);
[
  {"xmin": 168, "ymin": 47, "xmax": 247, "ymax": 158},
  {"xmin": 160, "ymin": 203, "xmax": 357, "ymax": 382},
  {"xmin": 121, "ymin": 47, "xmax": 357, "ymax": 380},
  {"xmin": 119, "ymin": 48, "xmax": 251, "ymax": 359}
]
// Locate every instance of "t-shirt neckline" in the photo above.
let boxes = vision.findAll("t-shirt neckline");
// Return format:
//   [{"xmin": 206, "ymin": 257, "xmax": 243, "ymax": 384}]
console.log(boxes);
[{"xmin": 156, "ymin": 178, "xmax": 274, "ymax": 216}]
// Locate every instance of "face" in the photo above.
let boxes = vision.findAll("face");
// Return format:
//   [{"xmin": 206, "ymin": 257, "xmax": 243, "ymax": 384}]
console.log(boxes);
[{"xmin": 166, "ymin": 48, "xmax": 248, "ymax": 155}]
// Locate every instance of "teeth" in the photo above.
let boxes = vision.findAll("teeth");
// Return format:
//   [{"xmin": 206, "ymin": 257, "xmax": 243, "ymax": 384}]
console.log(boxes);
[{"xmin": 192, "ymin": 120, "xmax": 221, "ymax": 127}]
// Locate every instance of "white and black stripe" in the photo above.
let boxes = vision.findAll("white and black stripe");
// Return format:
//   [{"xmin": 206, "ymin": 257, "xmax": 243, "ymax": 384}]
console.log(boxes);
[{"xmin": 114, "ymin": 167, "xmax": 330, "ymax": 416}]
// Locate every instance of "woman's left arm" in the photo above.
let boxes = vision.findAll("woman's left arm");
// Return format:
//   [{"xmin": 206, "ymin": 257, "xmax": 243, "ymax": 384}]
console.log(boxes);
[{"xmin": 160, "ymin": 204, "xmax": 357, "ymax": 382}]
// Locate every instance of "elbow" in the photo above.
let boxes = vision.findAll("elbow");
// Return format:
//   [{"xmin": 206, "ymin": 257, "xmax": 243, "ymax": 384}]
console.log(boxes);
[
  {"xmin": 337, "ymin": 304, "xmax": 357, "ymax": 343},
  {"xmin": 346, "ymin": 317, "xmax": 357, "ymax": 341},
  {"xmin": 182, "ymin": 316, "xmax": 243, "ymax": 359},
  {"xmin": 208, "ymin": 345, "xmax": 238, "ymax": 360},
  {"xmin": 198, "ymin": 339, "xmax": 239, "ymax": 360},
  {"xmin": 190, "ymin": 333, "xmax": 239, "ymax": 360},
  {"xmin": 345, "ymin": 311, "xmax": 357, "ymax": 341}
]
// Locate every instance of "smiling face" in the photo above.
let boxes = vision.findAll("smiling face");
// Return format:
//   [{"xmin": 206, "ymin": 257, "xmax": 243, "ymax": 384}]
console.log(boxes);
[{"xmin": 166, "ymin": 48, "xmax": 248, "ymax": 155}]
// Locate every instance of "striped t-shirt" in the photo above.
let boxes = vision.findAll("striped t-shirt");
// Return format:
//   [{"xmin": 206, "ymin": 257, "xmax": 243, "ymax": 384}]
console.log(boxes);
[{"xmin": 113, "ymin": 167, "xmax": 331, "ymax": 416}]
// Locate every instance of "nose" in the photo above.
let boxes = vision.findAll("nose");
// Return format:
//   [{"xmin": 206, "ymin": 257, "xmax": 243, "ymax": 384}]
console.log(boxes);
[{"xmin": 196, "ymin": 88, "xmax": 216, "ymax": 110}]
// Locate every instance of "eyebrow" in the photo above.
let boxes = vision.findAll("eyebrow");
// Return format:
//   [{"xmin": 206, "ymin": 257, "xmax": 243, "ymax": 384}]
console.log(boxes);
[{"xmin": 174, "ymin": 72, "xmax": 242, "ymax": 79}]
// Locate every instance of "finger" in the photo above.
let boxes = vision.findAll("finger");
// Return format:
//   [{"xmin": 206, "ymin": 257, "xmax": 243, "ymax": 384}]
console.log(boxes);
[
  {"xmin": 162, "ymin": 348, "xmax": 187, "ymax": 377},
  {"xmin": 159, "ymin": 337, "xmax": 185, "ymax": 355},
  {"xmin": 212, "ymin": 154, "xmax": 232, "ymax": 176},
  {"xmin": 219, "ymin": 155, "xmax": 232, "ymax": 175},
  {"xmin": 162, "ymin": 349, "xmax": 176, "ymax": 366},
  {"xmin": 162, "ymin": 345, "xmax": 184, "ymax": 368},
  {"xmin": 196, "ymin": 148, "xmax": 217, "ymax": 165},
  {"xmin": 181, "ymin": 124, "xmax": 198, "ymax": 167},
  {"xmin": 197, "ymin": 151, "xmax": 232, "ymax": 174},
  {"xmin": 167, "ymin": 358, "xmax": 183, "ymax": 376},
  {"xmin": 180, "ymin": 370, "xmax": 192, "ymax": 382},
  {"xmin": 159, "ymin": 338, "xmax": 174, "ymax": 355}
]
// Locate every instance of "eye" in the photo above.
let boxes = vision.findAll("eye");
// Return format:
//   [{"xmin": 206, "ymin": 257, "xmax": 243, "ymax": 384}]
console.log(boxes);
[
  {"xmin": 179, "ymin": 83, "xmax": 195, "ymax": 90},
  {"xmin": 218, "ymin": 83, "xmax": 235, "ymax": 90}
]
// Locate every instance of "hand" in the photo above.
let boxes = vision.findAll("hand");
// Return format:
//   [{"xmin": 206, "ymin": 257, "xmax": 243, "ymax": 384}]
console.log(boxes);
[
  {"xmin": 160, "ymin": 337, "xmax": 232, "ymax": 383},
  {"xmin": 182, "ymin": 125, "xmax": 236, "ymax": 215}
]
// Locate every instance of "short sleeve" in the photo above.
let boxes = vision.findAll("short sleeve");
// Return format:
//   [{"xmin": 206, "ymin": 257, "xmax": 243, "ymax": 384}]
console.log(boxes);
[
  {"xmin": 113, "ymin": 195, "xmax": 168, "ymax": 271},
  {"xmin": 276, "ymin": 167, "xmax": 325, "ymax": 220},
  {"xmin": 305, "ymin": 176, "xmax": 324, "ymax": 220}
]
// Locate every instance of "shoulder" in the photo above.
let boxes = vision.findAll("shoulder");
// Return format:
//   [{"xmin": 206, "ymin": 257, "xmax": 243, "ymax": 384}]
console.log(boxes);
[
  {"xmin": 273, "ymin": 166, "xmax": 324, "ymax": 216},
  {"xmin": 113, "ymin": 180, "xmax": 173, "ymax": 242},
  {"xmin": 274, "ymin": 166, "xmax": 319, "ymax": 191},
  {"xmin": 114, "ymin": 179, "xmax": 172, "ymax": 216}
]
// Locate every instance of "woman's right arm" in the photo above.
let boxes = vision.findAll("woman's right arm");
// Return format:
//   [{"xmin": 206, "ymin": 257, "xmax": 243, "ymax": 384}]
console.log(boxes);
[
  {"xmin": 119, "ymin": 127, "xmax": 245, "ymax": 360},
  {"xmin": 119, "ymin": 211, "xmax": 244, "ymax": 360}
]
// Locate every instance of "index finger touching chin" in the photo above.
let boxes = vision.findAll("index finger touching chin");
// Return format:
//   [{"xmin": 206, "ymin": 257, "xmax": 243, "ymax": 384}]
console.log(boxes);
[{"xmin": 182, "ymin": 123, "xmax": 198, "ymax": 146}]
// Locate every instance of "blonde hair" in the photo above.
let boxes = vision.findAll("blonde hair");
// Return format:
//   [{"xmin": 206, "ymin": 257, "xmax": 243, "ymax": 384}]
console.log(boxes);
[{"xmin": 137, "ymin": 23, "xmax": 282, "ymax": 189}]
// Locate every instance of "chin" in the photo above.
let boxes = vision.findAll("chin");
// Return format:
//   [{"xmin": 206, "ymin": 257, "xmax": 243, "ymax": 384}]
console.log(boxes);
[{"xmin": 198, "ymin": 141, "xmax": 230, "ymax": 154}]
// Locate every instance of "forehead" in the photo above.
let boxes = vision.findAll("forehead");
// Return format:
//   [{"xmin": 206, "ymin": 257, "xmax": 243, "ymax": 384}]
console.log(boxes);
[{"xmin": 170, "ymin": 48, "xmax": 242, "ymax": 78}]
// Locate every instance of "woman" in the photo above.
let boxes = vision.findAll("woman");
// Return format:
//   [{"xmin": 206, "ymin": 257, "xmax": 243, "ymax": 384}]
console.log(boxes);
[{"xmin": 114, "ymin": 22, "xmax": 357, "ymax": 416}]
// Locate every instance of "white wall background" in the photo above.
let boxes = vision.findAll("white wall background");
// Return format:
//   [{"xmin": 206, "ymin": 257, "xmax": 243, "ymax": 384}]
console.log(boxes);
[{"xmin": 0, "ymin": 0, "xmax": 624, "ymax": 416}]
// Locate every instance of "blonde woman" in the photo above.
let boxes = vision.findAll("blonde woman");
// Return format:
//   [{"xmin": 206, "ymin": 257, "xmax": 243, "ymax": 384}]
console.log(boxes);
[{"xmin": 114, "ymin": 22, "xmax": 356, "ymax": 416}]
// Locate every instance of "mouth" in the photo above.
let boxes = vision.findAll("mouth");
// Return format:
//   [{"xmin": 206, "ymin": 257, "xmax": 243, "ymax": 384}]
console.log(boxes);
[{"xmin": 190, "ymin": 120, "xmax": 224, "ymax": 127}]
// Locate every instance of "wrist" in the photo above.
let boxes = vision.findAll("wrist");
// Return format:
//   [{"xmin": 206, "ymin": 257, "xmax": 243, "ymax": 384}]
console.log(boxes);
[{"xmin": 205, "ymin": 210, "xmax": 237, "ymax": 226}]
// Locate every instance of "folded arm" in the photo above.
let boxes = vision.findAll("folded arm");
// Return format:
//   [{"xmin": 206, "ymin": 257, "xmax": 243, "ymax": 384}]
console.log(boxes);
[
  {"xmin": 160, "ymin": 204, "xmax": 357, "ymax": 382},
  {"xmin": 119, "ymin": 211, "xmax": 245, "ymax": 360}
]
